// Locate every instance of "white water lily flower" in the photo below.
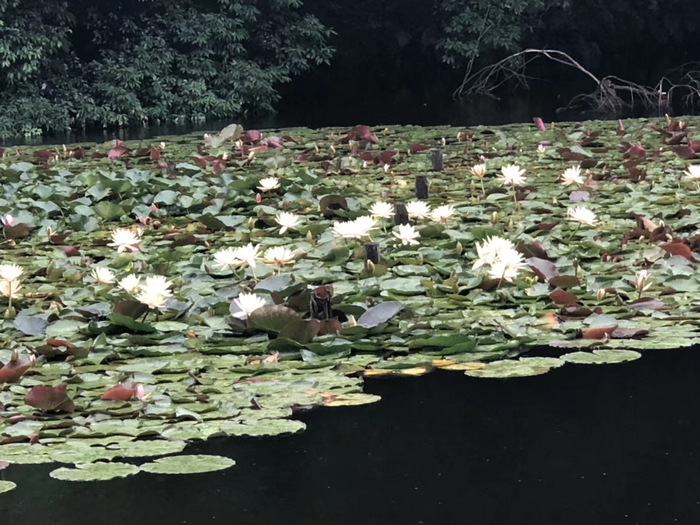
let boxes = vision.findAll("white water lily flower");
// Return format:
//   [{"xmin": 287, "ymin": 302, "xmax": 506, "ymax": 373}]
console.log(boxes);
[
  {"xmin": 257, "ymin": 177, "xmax": 281, "ymax": 192},
  {"xmin": 1, "ymin": 214, "xmax": 14, "ymax": 226},
  {"xmin": 0, "ymin": 279, "xmax": 21, "ymax": 298},
  {"xmin": 231, "ymin": 292, "xmax": 267, "ymax": 320},
  {"xmin": 107, "ymin": 228, "xmax": 141, "ymax": 253},
  {"xmin": 369, "ymin": 201, "xmax": 394, "ymax": 219},
  {"xmin": 430, "ymin": 204, "xmax": 456, "ymax": 223},
  {"xmin": 567, "ymin": 206, "xmax": 597, "ymax": 226},
  {"xmin": 633, "ymin": 269, "xmax": 652, "ymax": 293},
  {"xmin": 134, "ymin": 275, "xmax": 173, "ymax": 310},
  {"xmin": 488, "ymin": 258, "xmax": 526, "ymax": 283},
  {"xmin": 234, "ymin": 243, "xmax": 262, "ymax": 269},
  {"xmin": 393, "ymin": 223, "xmax": 420, "ymax": 245},
  {"xmin": 353, "ymin": 216, "xmax": 376, "ymax": 234},
  {"xmin": 406, "ymin": 200, "xmax": 431, "ymax": 219},
  {"xmin": 559, "ymin": 165, "xmax": 584, "ymax": 186},
  {"xmin": 470, "ymin": 164, "xmax": 486, "ymax": 178},
  {"xmin": 142, "ymin": 275, "xmax": 173, "ymax": 298},
  {"xmin": 91, "ymin": 267, "xmax": 115, "ymax": 284},
  {"xmin": 135, "ymin": 289, "xmax": 168, "ymax": 310},
  {"xmin": 684, "ymin": 165, "xmax": 700, "ymax": 180},
  {"xmin": 213, "ymin": 247, "xmax": 242, "ymax": 271},
  {"xmin": 472, "ymin": 236, "xmax": 518, "ymax": 270},
  {"xmin": 275, "ymin": 212, "xmax": 302, "ymax": 234},
  {"xmin": 498, "ymin": 164, "xmax": 527, "ymax": 186},
  {"xmin": 332, "ymin": 217, "xmax": 375, "ymax": 240},
  {"xmin": 118, "ymin": 274, "xmax": 141, "ymax": 293},
  {"xmin": 0, "ymin": 263, "xmax": 23, "ymax": 281},
  {"xmin": 263, "ymin": 246, "xmax": 296, "ymax": 267},
  {"xmin": 472, "ymin": 236, "xmax": 526, "ymax": 282}
]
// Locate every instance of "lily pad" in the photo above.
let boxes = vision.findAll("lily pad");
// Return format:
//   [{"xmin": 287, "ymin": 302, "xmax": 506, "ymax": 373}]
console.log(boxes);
[
  {"xmin": 139, "ymin": 454, "xmax": 235, "ymax": 475},
  {"xmin": 561, "ymin": 349, "xmax": 642, "ymax": 365},
  {"xmin": 356, "ymin": 301, "xmax": 404, "ymax": 328},
  {"xmin": 49, "ymin": 462, "xmax": 140, "ymax": 481},
  {"xmin": 0, "ymin": 480, "xmax": 17, "ymax": 493}
]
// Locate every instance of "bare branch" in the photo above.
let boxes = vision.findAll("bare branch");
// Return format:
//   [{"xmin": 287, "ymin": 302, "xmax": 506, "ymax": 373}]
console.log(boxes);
[{"xmin": 453, "ymin": 48, "xmax": 700, "ymax": 118}]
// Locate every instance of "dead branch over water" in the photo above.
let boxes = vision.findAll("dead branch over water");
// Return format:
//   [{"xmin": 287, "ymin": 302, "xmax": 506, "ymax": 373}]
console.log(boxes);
[{"xmin": 454, "ymin": 48, "xmax": 700, "ymax": 118}]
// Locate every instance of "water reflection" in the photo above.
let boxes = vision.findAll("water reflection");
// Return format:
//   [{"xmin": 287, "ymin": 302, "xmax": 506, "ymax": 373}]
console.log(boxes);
[
  {"xmin": 3, "ymin": 88, "xmax": 562, "ymax": 147},
  {"xmin": 3, "ymin": 347, "xmax": 700, "ymax": 524}
]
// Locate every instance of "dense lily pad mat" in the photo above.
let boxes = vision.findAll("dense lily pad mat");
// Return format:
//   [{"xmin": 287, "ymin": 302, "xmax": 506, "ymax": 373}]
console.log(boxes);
[{"xmin": 2, "ymin": 116, "xmax": 700, "ymax": 486}]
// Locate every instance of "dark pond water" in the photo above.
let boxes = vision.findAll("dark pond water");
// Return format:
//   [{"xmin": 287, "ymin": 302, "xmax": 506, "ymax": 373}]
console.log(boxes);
[
  {"xmin": 4, "ymin": 347, "xmax": 700, "ymax": 525},
  {"xmin": 5, "ymin": 87, "xmax": 567, "ymax": 147}
]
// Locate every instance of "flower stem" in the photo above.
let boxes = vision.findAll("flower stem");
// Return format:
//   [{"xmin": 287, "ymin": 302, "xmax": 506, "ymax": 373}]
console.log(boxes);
[
  {"xmin": 512, "ymin": 187, "xmax": 519, "ymax": 210},
  {"xmin": 566, "ymin": 223, "xmax": 580, "ymax": 244}
]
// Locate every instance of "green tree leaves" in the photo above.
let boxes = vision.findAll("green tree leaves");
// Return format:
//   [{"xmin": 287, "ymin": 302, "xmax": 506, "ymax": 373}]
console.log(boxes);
[{"xmin": 0, "ymin": 0, "xmax": 334, "ymax": 138}]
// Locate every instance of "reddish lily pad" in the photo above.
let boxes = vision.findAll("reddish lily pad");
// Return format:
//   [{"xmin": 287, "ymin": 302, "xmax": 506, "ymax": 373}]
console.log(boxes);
[{"xmin": 25, "ymin": 383, "xmax": 75, "ymax": 413}]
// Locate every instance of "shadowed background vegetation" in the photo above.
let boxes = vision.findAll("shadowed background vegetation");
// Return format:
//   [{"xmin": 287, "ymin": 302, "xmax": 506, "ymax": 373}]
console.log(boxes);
[{"xmin": 1, "ymin": 0, "xmax": 700, "ymax": 138}]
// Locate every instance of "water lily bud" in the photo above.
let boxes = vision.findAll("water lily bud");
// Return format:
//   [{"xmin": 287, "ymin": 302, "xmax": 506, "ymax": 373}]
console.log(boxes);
[
  {"xmin": 383, "ymin": 164, "xmax": 390, "ymax": 173},
  {"xmin": 347, "ymin": 314, "xmax": 357, "ymax": 327},
  {"xmin": 362, "ymin": 160, "xmax": 368, "ymax": 169},
  {"xmin": 552, "ymin": 197, "xmax": 558, "ymax": 205},
  {"xmin": 455, "ymin": 241, "xmax": 463, "ymax": 255},
  {"xmin": 330, "ymin": 144, "xmax": 336, "ymax": 154},
  {"xmin": 596, "ymin": 289, "xmax": 607, "ymax": 301},
  {"xmin": 247, "ymin": 217, "xmax": 255, "ymax": 229},
  {"xmin": 366, "ymin": 259, "xmax": 376, "ymax": 274},
  {"xmin": 441, "ymin": 137, "xmax": 446, "ymax": 147},
  {"xmin": 491, "ymin": 211, "xmax": 499, "ymax": 225},
  {"xmin": 159, "ymin": 141, "xmax": 166, "ymax": 150},
  {"xmin": 508, "ymin": 218, "xmax": 514, "ymax": 231},
  {"xmin": 416, "ymin": 253, "xmax": 424, "ymax": 265},
  {"xmin": 306, "ymin": 230, "xmax": 314, "ymax": 244}
]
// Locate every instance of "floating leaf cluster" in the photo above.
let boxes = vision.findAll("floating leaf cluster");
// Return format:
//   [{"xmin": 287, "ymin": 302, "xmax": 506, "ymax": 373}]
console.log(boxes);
[{"xmin": 1, "ymin": 116, "xmax": 700, "ymax": 490}]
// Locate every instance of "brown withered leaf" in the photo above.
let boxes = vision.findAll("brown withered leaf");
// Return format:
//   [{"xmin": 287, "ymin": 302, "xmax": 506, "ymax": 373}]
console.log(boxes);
[{"xmin": 550, "ymin": 289, "xmax": 579, "ymax": 305}]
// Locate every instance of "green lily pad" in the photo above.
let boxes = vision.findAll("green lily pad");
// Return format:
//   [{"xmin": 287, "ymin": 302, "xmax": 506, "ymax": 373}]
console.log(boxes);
[
  {"xmin": 356, "ymin": 301, "xmax": 404, "ymax": 328},
  {"xmin": 464, "ymin": 358, "xmax": 561, "ymax": 378},
  {"xmin": 561, "ymin": 349, "xmax": 642, "ymax": 365},
  {"xmin": 219, "ymin": 418, "xmax": 306, "ymax": 437},
  {"xmin": 139, "ymin": 454, "xmax": 235, "ymax": 475},
  {"xmin": 0, "ymin": 480, "xmax": 17, "ymax": 493},
  {"xmin": 49, "ymin": 462, "xmax": 140, "ymax": 481}
]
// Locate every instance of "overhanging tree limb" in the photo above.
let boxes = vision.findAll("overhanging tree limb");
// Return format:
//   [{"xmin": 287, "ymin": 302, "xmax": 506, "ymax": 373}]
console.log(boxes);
[{"xmin": 454, "ymin": 48, "xmax": 700, "ymax": 118}]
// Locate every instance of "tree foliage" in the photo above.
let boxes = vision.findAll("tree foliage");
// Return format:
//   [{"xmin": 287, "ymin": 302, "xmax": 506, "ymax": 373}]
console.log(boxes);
[
  {"xmin": 1, "ymin": 0, "xmax": 700, "ymax": 138},
  {"xmin": 0, "ymin": 0, "xmax": 333, "ymax": 138}
]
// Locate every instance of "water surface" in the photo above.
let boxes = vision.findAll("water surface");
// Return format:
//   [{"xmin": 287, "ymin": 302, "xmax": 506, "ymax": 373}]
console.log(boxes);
[{"xmin": 3, "ymin": 347, "xmax": 700, "ymax": 524}]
